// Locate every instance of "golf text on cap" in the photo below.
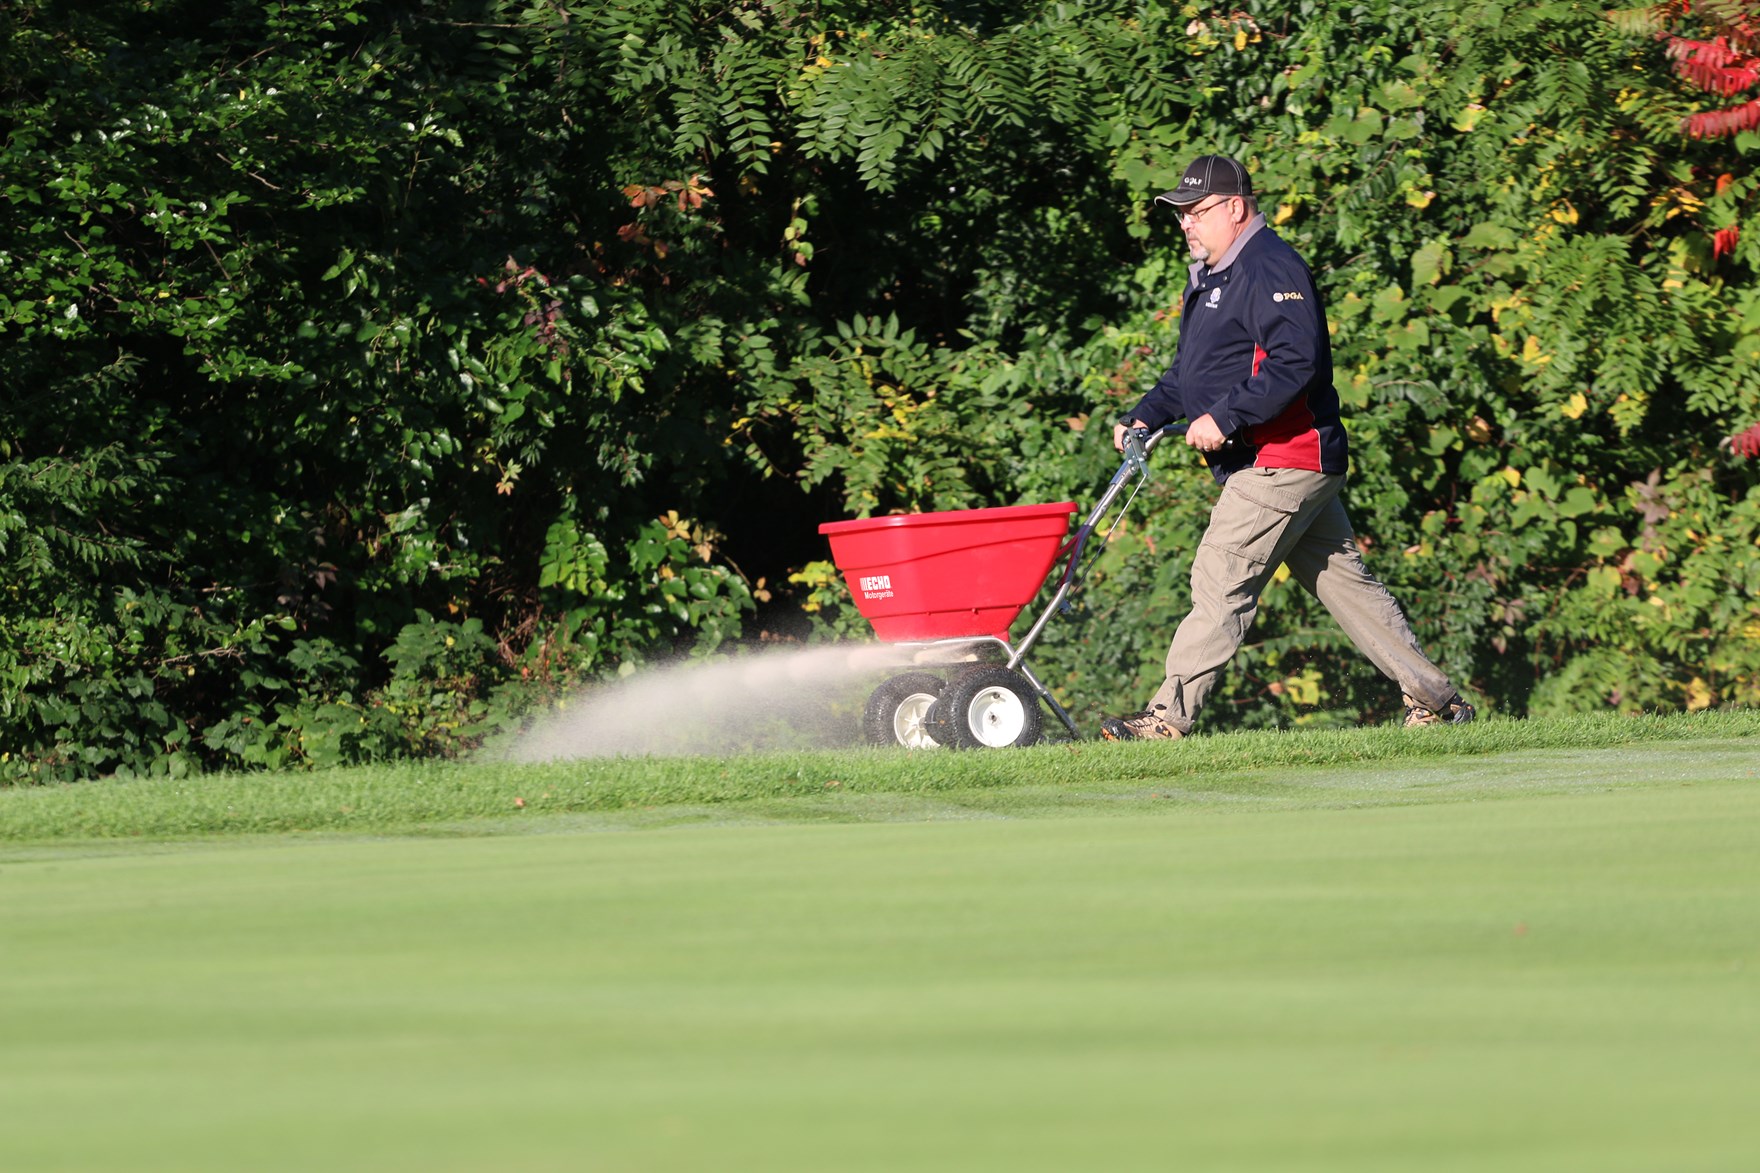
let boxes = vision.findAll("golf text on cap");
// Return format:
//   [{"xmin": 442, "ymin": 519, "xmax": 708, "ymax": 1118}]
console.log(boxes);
[
  {"xmin": 859, "ymin": 574, "xmax": 894, "ymax": 600},
  {"xmin": 1155, "ymin": 155, "xmax": 1254, "ymax": 207}
]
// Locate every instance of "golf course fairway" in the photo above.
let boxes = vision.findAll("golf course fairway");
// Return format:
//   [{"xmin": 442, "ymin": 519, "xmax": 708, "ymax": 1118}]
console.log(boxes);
[{"xmin": 3, "ymin": 745, "xmax": 1756, "ymax": 1171}]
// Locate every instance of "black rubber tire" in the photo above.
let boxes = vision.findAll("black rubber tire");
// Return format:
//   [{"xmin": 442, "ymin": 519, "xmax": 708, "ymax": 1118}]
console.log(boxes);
[
  {"xmin": 927, "ymin": 666, "xmax": 1043, "ymax": 750},
  {"xmin": 862, "ymin": 673, "xmax": 947, "ymax": 748}
]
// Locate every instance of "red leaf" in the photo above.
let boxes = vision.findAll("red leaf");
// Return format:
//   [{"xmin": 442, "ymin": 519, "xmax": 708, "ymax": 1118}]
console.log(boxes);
[
  {"xmin": 1677, "ymin": 56, "xmax": 1760, "ymax": 95},
  {"xmin": 1669, "ymin": 36, "xmax": 1743, "ymax": 71},
  {"xmin": 1683, "ymin": 97, "xmax": 1760, "ymax": 136},
  {"xmin": 1731, "ymin": 422, "xmax": 1760, "ymax": 457}
]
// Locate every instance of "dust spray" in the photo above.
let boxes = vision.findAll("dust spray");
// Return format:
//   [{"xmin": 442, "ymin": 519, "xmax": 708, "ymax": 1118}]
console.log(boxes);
[{"xmin": 501, "ymin": 644, "xmax": 913, "ymax": 760}]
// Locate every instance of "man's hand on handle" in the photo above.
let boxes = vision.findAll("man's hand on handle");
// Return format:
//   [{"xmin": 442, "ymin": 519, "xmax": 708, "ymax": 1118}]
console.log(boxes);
[
  {"xmin": 1184, "ymin": 414, "xmax": 1227, "ymax": 453},
  {"xmin": 1115, "ymin": 415, "xmax": 1229, "ymax": 454},
  {"xmin": 1111, "ymin": 419, "xmax": 1146, "ymax": 453}
]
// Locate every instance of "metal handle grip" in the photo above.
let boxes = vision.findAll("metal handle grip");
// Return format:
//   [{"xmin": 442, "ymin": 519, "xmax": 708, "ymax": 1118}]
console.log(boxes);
[{"xmin": 1122, "ymin": 422, "xmax": 1187, "ymax": 477}]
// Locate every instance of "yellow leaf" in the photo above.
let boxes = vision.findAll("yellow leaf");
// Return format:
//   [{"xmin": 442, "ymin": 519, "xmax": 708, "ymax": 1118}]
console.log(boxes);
[
  {"xmin": 1274, "ymin": 203, "xmax": 1297, "ymax": 225},
  {"xmin": 1405, "ymin": 190, "xmax": 1434, "ymax": 209},
  {"xmin": 1562, "ymin": 392, "xmax": 1588, "ymax": 419},
  {"xmin": 1500, "ymin": 467, "xmax": 1522, "ymax": 488},
  {"xmin": 1281, "ymin": 670, "xmax": 1322, "ymax": 706},
  {"xmin": 1551, "ymin": 201, "xmax": 1579, "ymax": 225},
  {"xmin": 1234, "ymin": 28, "xmax": 1248, "ymax": 50},
  {"xmin": 1686, "ymin": 676, "xmax": 1714, "ymax": 712},
  {"xmin": 1487, "ymin": 294, "xmax": 1521, "ymax": 324},
  {"xmin": 1452, "ymin": 103, "xmax": 1487, "ymax": 132}
]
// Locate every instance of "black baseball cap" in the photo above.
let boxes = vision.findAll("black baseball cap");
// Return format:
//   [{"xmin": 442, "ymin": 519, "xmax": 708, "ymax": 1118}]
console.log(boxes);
[{"xmin": 1155, "ymin": 155, "xmax": 1253, "ymax": 207}]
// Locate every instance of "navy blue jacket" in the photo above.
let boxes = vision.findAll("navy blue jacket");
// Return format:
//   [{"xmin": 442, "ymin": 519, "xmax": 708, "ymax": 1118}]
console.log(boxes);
[{"xmin": 1127, "ymin": 219, "xmax": 1348, "ymax": 481}]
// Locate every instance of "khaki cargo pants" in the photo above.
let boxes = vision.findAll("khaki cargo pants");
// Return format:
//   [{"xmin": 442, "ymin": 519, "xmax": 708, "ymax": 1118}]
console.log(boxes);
[{"xmin": 1147, "ymin": 467, "xmax": 1457, "ymax": 733}]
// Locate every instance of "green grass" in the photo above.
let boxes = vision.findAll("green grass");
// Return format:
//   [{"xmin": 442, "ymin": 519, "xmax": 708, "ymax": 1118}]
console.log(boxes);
[
  {"xmin": 3, "ymin": 710, "xmax": 1758, "ymax": 841},
  {"xmin": 2, "ymin": 713, "xmax": 1757, "ymax": 1171}
]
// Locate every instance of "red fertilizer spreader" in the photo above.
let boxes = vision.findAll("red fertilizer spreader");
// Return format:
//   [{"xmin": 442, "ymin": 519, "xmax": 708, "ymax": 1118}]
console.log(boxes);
[{"xmin": 818, "ymin": 425, "xmax": 1182, "ymax": 749}]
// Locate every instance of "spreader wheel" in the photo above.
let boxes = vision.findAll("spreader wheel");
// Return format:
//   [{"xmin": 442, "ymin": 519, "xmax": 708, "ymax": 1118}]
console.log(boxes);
[
  {"xmin": 862, "ymin": 672, "xmax": 947, "ymax": 749},
  {"xmin": 929, "ymin": 666, "xmax": 1043, "ymax": 750}
]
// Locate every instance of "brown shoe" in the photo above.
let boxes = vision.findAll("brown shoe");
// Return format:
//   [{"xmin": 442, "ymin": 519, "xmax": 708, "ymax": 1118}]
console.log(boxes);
[
  {"xmin": 1099, "ymin": 707, "xmax": 1183, "ymax": 741},
  {"xmin": 1402, "ymin": 693, "xmax": 1475, "ymax": 728}
]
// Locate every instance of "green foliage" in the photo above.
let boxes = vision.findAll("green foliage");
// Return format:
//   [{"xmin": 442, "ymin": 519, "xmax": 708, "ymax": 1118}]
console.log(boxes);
[
  {"xmin": 1023, "ymin": 0, "xmax": 1760, "ymax": 727},
  {"xmin": 0, "ymin": 0, "xmax": 757, "ymax": 779},
  {"xmin": 3, "ymin": 0, "xmax": 1758, "ymax": 780}
]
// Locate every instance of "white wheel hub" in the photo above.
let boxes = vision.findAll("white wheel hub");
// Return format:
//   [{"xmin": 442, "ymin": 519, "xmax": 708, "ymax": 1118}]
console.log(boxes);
[
  {"xmin": 893, "ymin": 692, "xmax": 942, "ymax": 749},
  {"xmin": 966, "ymin": 686, "xmax": 1027, "ymax": 747}
]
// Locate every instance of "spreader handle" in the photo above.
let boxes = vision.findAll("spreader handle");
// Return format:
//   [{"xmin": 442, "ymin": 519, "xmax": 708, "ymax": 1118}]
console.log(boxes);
[{"xmin": 1123, "ymin": 422, "xmax": 1186, "ymax": 475}]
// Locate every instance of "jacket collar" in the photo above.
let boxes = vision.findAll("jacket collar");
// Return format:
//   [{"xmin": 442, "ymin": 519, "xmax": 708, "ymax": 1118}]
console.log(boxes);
[{"xmin": 1189, "ymin": 213, "xmax": 1268, "ymax": 286}]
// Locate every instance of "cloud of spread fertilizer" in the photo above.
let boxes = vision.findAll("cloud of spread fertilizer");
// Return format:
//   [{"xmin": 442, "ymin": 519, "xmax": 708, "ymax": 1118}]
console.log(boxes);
[{"xmin": 502, "ymin": 644, "xmax": 908, "ymax": 760}]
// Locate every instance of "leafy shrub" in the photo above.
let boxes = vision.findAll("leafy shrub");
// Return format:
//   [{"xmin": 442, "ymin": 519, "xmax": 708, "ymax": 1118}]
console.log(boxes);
[{"xmin": 4, "ymin": 0, "xmax": 1758, "ymax": 779}]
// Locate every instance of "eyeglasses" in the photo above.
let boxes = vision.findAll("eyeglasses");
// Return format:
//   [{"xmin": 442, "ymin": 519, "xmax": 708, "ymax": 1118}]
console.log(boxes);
[{"xmin": 1177, "ymin": 197, "xmax": 1235, "ymax": 225}]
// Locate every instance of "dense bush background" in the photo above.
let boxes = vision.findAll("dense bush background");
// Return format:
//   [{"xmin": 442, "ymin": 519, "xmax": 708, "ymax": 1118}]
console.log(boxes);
[{"xmin": 4, "ymin": 0, "xmax": 1758, "ymax": 779}]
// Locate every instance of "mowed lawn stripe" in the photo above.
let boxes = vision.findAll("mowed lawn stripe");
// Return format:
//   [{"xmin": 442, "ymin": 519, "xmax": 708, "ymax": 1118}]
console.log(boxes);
[
  {"xmin": 3, "ymin": 776, "xmax": 1756, "ymax": 1172},
  {"xmin": 3, "ymin": 713, "xmax": 1756, "ymax": 842}
]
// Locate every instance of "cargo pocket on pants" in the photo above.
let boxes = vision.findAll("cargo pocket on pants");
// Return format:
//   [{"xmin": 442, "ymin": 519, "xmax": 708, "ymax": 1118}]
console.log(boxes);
[{"xmin": 1207, "ymin": 470, "xmax": 1306, "ymax": 567}]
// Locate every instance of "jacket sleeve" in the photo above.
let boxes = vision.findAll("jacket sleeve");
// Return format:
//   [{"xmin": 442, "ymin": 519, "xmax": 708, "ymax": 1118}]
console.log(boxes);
[
  {"xmin": 1200, "ymin": 265, "xmax": 1322, "ymax": 435},
  {"xmin": 1123, "ymin": 281, "xmax": 1195, "ymax": 428}
]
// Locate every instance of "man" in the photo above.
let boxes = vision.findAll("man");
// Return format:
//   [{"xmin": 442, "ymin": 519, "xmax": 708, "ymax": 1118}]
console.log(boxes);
[{"xmin": 1100, "ymin": 155, "xmax": 1473, "ymax": 741}]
